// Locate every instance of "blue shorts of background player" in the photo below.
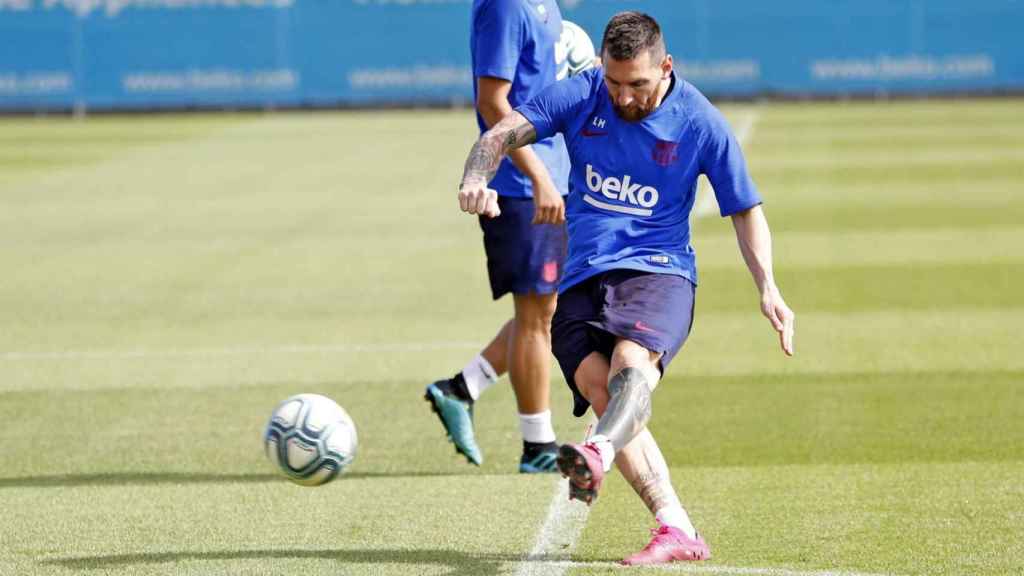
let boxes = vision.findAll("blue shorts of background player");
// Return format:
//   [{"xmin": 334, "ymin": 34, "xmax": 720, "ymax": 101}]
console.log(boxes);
[{"xmin": 479, "ymin": 196, "xmax": 567, "ymax": 300}]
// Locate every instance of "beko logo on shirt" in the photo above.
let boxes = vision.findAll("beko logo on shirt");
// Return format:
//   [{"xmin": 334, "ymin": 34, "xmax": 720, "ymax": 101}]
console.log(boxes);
[{"xmin": 584, "ymin": 164, "xmax": 659, "ymax": 216}]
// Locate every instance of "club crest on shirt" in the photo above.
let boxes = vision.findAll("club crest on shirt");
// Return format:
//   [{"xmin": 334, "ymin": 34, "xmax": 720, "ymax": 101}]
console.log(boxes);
[{"xmin": 652, "ymin": 140, "xmax": 679, "ymax": 167}]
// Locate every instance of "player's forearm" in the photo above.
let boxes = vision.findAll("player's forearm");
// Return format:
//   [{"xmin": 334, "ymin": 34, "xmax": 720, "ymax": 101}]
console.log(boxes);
[
  {"xmin": 731, "ymin": 205, "xmax": 778, "ymax": 295},
  {"xmin": 478, "ymin": 98, "xmax": 550, "ymax": 187},
  {"xmin": 463, "ymin": 130, "xmax": 506, "ymax": 186},
  {"xmin": 462, "ymin": 112, "xmax": 537, "ymax": 186}
]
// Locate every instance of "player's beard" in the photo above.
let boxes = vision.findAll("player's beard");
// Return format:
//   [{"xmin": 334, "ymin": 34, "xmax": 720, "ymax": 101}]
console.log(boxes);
[
  {"xmin": 611, "ymin": 76, "xmax": 670, "ymax": 122},
  {"xmin": 612, "ymin": 100, "xmax": 655, "ymax": 122}
]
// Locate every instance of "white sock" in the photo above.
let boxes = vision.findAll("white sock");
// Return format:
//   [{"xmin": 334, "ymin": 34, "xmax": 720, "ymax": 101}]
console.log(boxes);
[
  {"xmin": 518, "ymin": 410, "xmax": 556, "ymax": 444},
  {"xmin": 655, "ymin": 506, "xmax": 698, "ymax": 540},
  {"xmin": 587, "ymin": 434, "xmax": 615, "ymax": 472},
  {"xmin": 461, "ymin": 354, "xmax": 497, "ymax": 400}
]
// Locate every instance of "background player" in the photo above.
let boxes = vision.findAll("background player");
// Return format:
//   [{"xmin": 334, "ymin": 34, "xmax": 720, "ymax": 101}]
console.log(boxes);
[
  {"xmin": 454, "ymin": 11, "xmax": 795, "ymax": 565},
  {"xmin": 425, "ymin": 0, "xmax": 570, "ymax": 473}
]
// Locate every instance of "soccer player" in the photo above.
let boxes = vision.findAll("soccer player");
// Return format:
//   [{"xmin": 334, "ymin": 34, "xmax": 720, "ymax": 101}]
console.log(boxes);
[
  {"xmin": 455, "ymin": 11, "xmax": 795, "ymax": 566},
  {"xmin": 425, "ymin": 0, "xmax": 570, "ymax": 472}
]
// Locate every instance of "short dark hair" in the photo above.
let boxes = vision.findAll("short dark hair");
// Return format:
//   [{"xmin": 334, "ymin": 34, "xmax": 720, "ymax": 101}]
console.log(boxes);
[{"xmin": 601, "ymin": 11, "xmax": 666, "ymax": 63}]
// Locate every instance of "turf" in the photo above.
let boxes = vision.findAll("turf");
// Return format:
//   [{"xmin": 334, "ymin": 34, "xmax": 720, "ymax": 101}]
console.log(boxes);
[{"xmin": 0, "ymin": 99, "xmax": 1021, "ymax": 575}]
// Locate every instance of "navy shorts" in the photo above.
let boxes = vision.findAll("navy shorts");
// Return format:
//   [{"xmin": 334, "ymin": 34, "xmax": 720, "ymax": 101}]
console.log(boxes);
[
  {"xmin": 551, "ymin": 269, "xmax": 696, "ymax": 417},
  {"xmin": 478, "ymin": 196, "xmax": 568, "ymax": 300}
]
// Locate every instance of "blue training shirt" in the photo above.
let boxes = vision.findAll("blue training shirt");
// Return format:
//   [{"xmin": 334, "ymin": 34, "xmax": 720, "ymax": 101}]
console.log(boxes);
[
  {"xmin": 517, "ymin": 68, "xmax": 762, "ymax": 291},
  {"xmin": 471, "ymin": 0, "xmax": 569, "ymax": 198}
]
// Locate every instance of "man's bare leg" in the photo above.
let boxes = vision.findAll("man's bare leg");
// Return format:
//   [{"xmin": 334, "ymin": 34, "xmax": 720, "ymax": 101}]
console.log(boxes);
[
  {"xmin": 615, "ymin": 429, "xmax": 697, "ymax": 538},
  {"xmin": 509, "ymin": 293, "xmax": 559, "ymax": 471},
  {"xmin": 480, "ymin": 319, "xmax": 511, "ymax": 375},
  {"xmin": 587, "ymin": 339, "xmax": 661, "ymax": 469},
  {"xmin": 557, "ymin": 341, "xmax": 660, "ymax": 500},
  {"xmin": 561, "ymin": 343, "xmax": 701, "ymax": 539},
  {"xmin": 509, "ymin": 293, "xmax": 556, "ymax": 414}
]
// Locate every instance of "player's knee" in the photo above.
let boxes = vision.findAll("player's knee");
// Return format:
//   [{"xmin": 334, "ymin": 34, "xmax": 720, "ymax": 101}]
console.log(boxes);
[{"xmin": 611, "ymin": 351, "xmax": 655, "ymax": 380}]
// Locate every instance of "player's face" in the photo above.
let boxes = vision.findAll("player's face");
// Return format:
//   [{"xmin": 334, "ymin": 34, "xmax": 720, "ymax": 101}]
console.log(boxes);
[{"xmin": 603, "ymin": 50, "xmax": 673, "ymax": 122}]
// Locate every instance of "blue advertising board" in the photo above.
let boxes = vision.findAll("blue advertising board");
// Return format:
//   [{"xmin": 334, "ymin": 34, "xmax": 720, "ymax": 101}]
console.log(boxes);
[{"xmin": 1, "ymin": 0, "xmax": 1021, "ymax": 110}]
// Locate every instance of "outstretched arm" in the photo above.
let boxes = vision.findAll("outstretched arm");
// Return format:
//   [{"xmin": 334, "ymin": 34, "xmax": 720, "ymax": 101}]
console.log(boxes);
[
  {"xmin": 458, "ymin": 111, "xmax": 537, "ymax": 218},
  {"xmin": 730, "ymin": 205, "xmax": 795, "ymax": 356}
]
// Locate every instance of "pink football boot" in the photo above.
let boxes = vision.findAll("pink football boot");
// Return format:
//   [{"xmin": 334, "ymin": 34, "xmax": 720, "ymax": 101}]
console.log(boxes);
[
  {"xmin": 621, "ymin": 525, "xmax": 711, "ymax": 565},
  {"xmin": 556, "ymin": 443, "xmax": 605, "ymax": 505}
]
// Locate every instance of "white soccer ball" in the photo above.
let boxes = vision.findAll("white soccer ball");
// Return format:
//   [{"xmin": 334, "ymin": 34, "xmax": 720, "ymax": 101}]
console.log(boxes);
[
  {"xmin": 556, "ymin": 20, "xmax": 597, "ymax": 80},
  {"xmin": 264, "ymin": 393, "xmax": 358, "ymax": 486}
]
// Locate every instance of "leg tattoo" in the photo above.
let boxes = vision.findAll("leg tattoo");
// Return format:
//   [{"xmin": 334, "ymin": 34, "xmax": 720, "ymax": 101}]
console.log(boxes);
[
  {"xmin": 594, "ymin": 367, "xmax": 652, "ymax": 452},
  {"xmin": 616, "ymin": 429, "xmax": 682, "ymax": 514}
]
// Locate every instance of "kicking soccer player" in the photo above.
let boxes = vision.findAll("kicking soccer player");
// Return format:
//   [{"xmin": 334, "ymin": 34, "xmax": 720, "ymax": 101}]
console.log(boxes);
[
  {"xmin": 455, "ymin": 11, "xmax": 795, "ymax": 565},
  {"xmin": 425, "ymin": 0, "xmax": 570, "ymax": 472}
]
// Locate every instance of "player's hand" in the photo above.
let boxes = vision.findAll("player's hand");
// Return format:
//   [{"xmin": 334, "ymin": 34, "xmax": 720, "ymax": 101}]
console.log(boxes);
[
  {"xmin": 760, "ymin": 284, "xmax": 795, "ymax": 356},
  {"xmin": 531, "ymin": 177, "xmax": 565, "ymax": 224},
  {"xmin": 458, "ymin": 179, "xmax": 501, "ymax": 218}
]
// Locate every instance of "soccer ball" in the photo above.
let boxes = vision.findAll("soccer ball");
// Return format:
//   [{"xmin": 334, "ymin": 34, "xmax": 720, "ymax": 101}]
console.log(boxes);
[
  {"xmin": 556, "ymin": 20, "xmax": 597, "ymax": 80},
  {"xmin": 264, "ymin": 393, "xmax": 358, "ymax": 486}
]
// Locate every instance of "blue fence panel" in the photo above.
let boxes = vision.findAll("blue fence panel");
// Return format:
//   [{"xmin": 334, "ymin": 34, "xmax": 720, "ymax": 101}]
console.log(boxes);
[
  {"xmin": 0, "ymin": 0, "xmax": 1021, "ymax": 110},
  {"xmin": 291, "ymin": 2, "xmax": 472, "ymax": 105},
  {"xmin": 0, "ymin": 8, "xmax": 78, "ymax": 109}
]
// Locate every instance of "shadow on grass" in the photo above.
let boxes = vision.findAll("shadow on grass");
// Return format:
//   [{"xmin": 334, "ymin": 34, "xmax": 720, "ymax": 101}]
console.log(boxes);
[
  {"xmin": 41, "ymin": 548, "xmax": 586, "ymax": 576},
  {"xmin": 0, "ymin": 470, "xmax": 463, "ymax": 489}
]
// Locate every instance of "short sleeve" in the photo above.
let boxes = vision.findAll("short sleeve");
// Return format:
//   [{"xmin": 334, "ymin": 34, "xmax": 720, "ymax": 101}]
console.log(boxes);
[
  {"xmin": 472, "ymin": 0, "xmax": 523, "ymax": 82},
  {"xmin": 699, "ymin": 107, "xmax": 762, "ymax": 217},
  {"xmin": 516, "ymin": 70, "xmax": 598, "ymax": 141}
]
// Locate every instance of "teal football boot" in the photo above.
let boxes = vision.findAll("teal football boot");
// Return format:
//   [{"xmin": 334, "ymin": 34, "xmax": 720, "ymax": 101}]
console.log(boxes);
[
  {"xmin": 519, "ymin": 442, "xmax": 559, "ymax": 473},
  {"xmin": 425, "ymin": 380, "xmax": 483, "ymax": 466}
]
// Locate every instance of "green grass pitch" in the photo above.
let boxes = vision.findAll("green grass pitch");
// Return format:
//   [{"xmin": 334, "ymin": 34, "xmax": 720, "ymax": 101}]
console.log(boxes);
[{"xmin": 1, "ymin": 99, "xmax": 1022, "ymax": 575}]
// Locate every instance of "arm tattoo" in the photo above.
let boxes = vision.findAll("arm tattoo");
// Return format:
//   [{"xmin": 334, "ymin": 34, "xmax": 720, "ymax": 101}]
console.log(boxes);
[
  {"xmin": 505, "ymin": 115, "xmax": 537, "ymax": 150},
  {"xmin": 463, "ymin": 137, "xmax": 502, "ymax": 185},
  {"xmin": 462, "ymin": 112, "xmax": 537, "ymax": 185}
]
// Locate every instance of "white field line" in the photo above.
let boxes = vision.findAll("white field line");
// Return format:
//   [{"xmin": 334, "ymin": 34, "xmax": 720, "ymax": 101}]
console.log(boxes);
[
  {"xmin": 521, "ymin": 561, "xmax": 894, "ymax": 576},
  {"xmin": 0, "ymin": 342, "xmax": 479, "ymax": 362},
  {"xmin": 514, "ymin": 480, "xmax": 591, "ymax": 576},
  {"xmin": 693, "ymin": 109, "xmax": 762, "ymax": 218}
]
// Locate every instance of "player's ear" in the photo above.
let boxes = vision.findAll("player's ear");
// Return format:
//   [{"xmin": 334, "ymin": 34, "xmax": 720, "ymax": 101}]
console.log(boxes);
[{"xmin": 661, "ymin": 54, "xmax": 673, "ymax": 79}]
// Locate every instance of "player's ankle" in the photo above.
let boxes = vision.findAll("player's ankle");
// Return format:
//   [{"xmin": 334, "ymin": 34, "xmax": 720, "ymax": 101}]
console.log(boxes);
[
  {"xmin": 655, "ymin": 506, "xmax": 698, "ymax": 540},
  {"xmin": 588, "ymin": 435, "xmax": 615, "ymax": 472},
  {"xmin": 522, "ymin": 440, "xmax": 557, "ymax": 457},
  {"xmin": 461, "ymin": 354, "xmax": 498, "ymax": 400},
  {"xmin": 439, "ymin": 373, "xmax": 474, "ymax": 404},
  {"xmin": 519, "ymin": 409, "xmax": 556, "ymax": 446}
]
